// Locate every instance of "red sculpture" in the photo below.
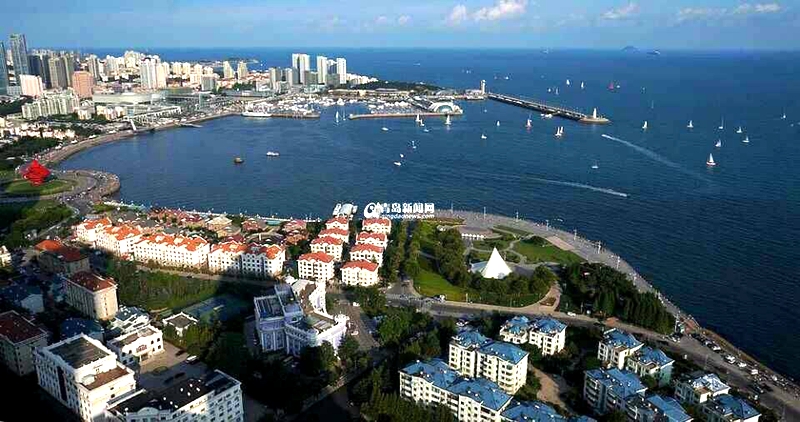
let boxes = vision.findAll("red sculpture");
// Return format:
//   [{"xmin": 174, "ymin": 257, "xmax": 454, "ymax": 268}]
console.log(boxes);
[{"xmin": 21, "ymin": 160, "xmax": 51, "ymax": 186}]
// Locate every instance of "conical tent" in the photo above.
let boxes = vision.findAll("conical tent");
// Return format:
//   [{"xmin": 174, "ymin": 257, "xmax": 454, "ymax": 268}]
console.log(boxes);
[{"xmin": 471, "ymin": 247, "xmax": 513, "ymax": 279}]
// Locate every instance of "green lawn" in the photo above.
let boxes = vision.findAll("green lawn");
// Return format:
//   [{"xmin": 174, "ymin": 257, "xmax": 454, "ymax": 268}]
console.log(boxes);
[
  {"xmin": 494, "ymin": 225, "xmax": 532, "ymax": 237},
  {"xmin": 3, "ymin": 179, "xmax": 74, "ymax": 196},
  {"xmin": 414, "ymin": 257, "xmax": 466, "ymax": 301},
  {"xmin": 513, "ymin": 236, "xmax": 584, "ymax": 265}
]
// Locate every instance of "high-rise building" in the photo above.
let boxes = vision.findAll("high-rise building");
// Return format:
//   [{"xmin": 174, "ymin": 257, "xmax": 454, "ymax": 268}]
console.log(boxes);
[
  {"xmin": 18, "ymin": 74, "xmax": 44, "ymax": 97},
  {"xmin": 72, "ymin": 71, "xmax": 94, "ymax": 99},
  {"xmin": 27, "ymin": 54, "xmax": 51, "ymax": 88},
  {"xmin": 268, "ymin": 67, "xmax": 279, "ymax": 91},
  {"xmin": 200, "ymin": 74, "xmax": 217, "ymax": 92},
  {"xmin": 335, "ymin": 57, "xmax": 347, "ymax": 85},
  {"xmin": 0, "ymin": 42, "xmax": 8, "ymax": 95},
  {"xmin": 237, "ymin": 61, "xmax": 248, "ymax": 80},
  {"xmin": 284, "ymin": 68, "xmax": 295, "ymax": 86},
  {"xmin": 61, "ymin": 55, "xmax": 75, "ymax": 87},
  {"xmin": 157, "ymin": 62, "xmax": 169, "ymax": 87},
  {"xmin": 292, "ymin": 53, "xmax": 310, "ymax": 84},
  {"xmin": 222, "ymin": 61, "xmax": 235, "ymax": 79},
  {"xmin": 9, "ymin": 34, "xmax": 30, "ymax": 76},
  {"xmin": 47, "ymin": 56, "xmax": 68, "ymax": 89},
  {"xmin": 86, "ymin": 55, "xmax": 100, "ymax": 81},
  {"xmin": 104, "ymin": 55, "xmax": 118, "ymax": 76},
  {"xmin": 181, "ymin": 62, "xmax": 191, "ymax": 76},
  {"xmin": 139, "ymin": 57, "xmax": 158, "ymax": 90},
  {"xmin": 315, "ymin": 56, "xmax": 327, "ymax": 85}
]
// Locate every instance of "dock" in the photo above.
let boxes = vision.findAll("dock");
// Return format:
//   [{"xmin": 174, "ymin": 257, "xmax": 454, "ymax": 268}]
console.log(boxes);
[
  {"xmin": 348, "ymin": 111, "xmax": 460, "ymax": 120},
  {"xmin": 487, "ymin": 92, "xmax": 610, "ymax": 124}
]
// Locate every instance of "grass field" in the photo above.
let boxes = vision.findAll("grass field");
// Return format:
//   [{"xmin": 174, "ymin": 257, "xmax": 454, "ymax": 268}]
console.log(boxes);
[
  {"xmin": 3, "ymin": 179, "xmax": 74, "ymax": 196},
  {"xmin": 414, "ymin": 257, "xmax": 466, "ymax": 301},
  {"xmin": 513, "ymin": 236, "xmax": 584, "ymax": 265},
  {"xmin": 494, "ymin": 225, "xmax": 532, "ymax": 237}
]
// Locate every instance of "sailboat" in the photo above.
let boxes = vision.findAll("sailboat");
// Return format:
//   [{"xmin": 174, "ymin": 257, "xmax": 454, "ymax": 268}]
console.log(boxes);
[
  {"xmin": 445, "ymin": 115, "xmax": 452, "ymax": 126},
  {"xmin": 415, "ymin": 114, "xmax": 422, "ymax": 124},
  {"xmin": 555, "ymin": 127, "xmax": 564, "ymax": 138},
  {"xmin": 525, "ymin": 115, "xmax": 532, "ymax": 129},
  {"xmin": 591, "ymin": 161, "xmax": 599, "ymax": 169},
  {"xmin": 706, "ymin": 153, "xmax": 716, "ymax": 167},
  {"xmin": 742, "ymin": 136, "xmax": 750, "ymax": 144},
  {"xmin": 580, "ymin": 81, "xmax": 585, "ymax": 90},
  {"xmin": 781, "ymin": 111, "xmax": 787, "ymax": 120},
  {"xmin": 715, "ymin": 139, "xmax": 722, "ymax": 148},
  {"xmin": 496, "ymin": 120, "xmax": 501, "ymax": 127},
  {"xmin": 481, "ymin": 133, "xmax": 487, "ymax": 140},
  {"xmin": 335, "ymin": 111, "xmax": 340, "ymax": 123},
  {"xmin": 687, "ymin": 120, "xmax": 694, "ymax": 129},
  {"xmin": 736, "ymin": 126, "xmax": 743, "ymax": 134},
  {"xmin": 420, "ymin": 120, "xmax": 425, "ymax": 127},
  {"xmin": 566, "ymin": 79, "xmax": 571, "ymax": 86},
  {"xmin": 642, "ymin": 121, "xmax": 648, "ymax": 130},
  {"xmin": 411, "ymin": 140, "xmax": 417, "ymax": 149},
  {"xmin": 718, "ymin": 118, "xmax": 724, "ymax": 130}
]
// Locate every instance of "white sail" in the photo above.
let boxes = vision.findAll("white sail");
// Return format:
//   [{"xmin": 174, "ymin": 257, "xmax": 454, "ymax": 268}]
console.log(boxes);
[
  {"xmin": 415, "ymin": 114, "xmax": 421, "ymax": 123},
  {"xmin": 592, "ymin": 108, "xmax": 598, "ymax": 119},
  {"xmin": 566, "ymin": 79, "xmax": 571, "ymax": 86},
  {"xmin": 580, "ymin": 81, "xmax": 585, "ymax": 90},
  {"xmin": 719, "ymin": 118, "xmax": 724, "ymax": 130},
  {"xmin": 736, "ymin": 126, "xmax": 743, "ymax": 134},
  {"xmin": 715, "ymin": 139, "xmax": 722, "ymax": 148},
  {"xmin": 526, "ymin": 118, "xmax": 532, "ymax": 129},
  {"xmin": 687, "ymin": 120, "xmax": 694, "ymax": 129},
  {"xmin": 335, "ymin": 111, "xmax": 340, "ymax": 123},
  {"xmin": 706, "ymin": 153, "xmax": 716, "ymax": 166},
  {"xmin": 743, "ymin": 136, "xmax": 750, "ymax": 143},
  {"xmin": 496, "ymin": 120, "xmax": 501, "ymax": 127},
  {"xmin": 481, "ymin": 133, "xmax": 487, "ymax": 140},
  {"xmin": 445, "ymin": 115, "xmax": 451, "ymax": 126},
  {"xmin": 642, "ymin": 121, "xmax": 648, "ymax": 130}
]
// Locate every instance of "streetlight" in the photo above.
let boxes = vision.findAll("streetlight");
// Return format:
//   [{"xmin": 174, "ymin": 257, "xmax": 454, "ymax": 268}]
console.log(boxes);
[
  {"xmin": 545, "ymin": 219, "xmax": 549, "ymax": 231},
  {"xmin": 573, "ymin": 229, "xmax": 577, "ymax": 241}
]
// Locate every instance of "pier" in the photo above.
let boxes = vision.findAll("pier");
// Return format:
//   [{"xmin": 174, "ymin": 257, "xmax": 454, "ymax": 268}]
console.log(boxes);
[
  {"xmin": 179, "ymin": 122, "xmax": 203, "ymax": 128},
  {"xmin": 487, "ymin": 92, "xmax": 610, "ymax": 124},
  {"xmin": 348, "ymin": 111, "xmax": 459, "ymax": 120}
]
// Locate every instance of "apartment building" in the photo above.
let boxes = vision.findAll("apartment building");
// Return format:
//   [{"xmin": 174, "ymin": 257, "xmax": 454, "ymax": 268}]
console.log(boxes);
[
  {"xmin": 674, "ymin": 372, "xmax": 731, "ymax": 405},
  {"xmin": 449, "ymin": 330, "xmax": 528, "ymax": 394},
  {"xmin": 325, "ymin": 216, "xmax": 349, "ymax": 231},
  {"xmin": 207, "ymin": 241, "xmax": 285, "ymax": 277},
  {"xmin": 74, "ymin": 218, "xmax": 113, "ymax": 247},
  {"xmin": 106, "ymin": 325, "xmax": 164, "ymax": 368},
  {"xmin": 0, "ymin": 310, "xmax": 48, "ymax": 376},
  {"xmin": 583, "ymin": 368, "xmax": 647, "ymax": 415},
  {"xmin": 362, "ymin": 217, "xmax": 392, "ymax": 234},
  {"xmin": 355, "ymin": 231, "xmax": 388, "ymax": 248},
  {"xmin": 317, "ymin": 228, "xmax": 349, "ymax": 243},
  {"xmin": 624, "ymin": 346, "xmax": 674, "ymax": 387},
  {"xmin": 64, "ymin": 272, "xmax": 119, "ymax": 321},
  {"xmin": 35, "ymin": 335, "xmax": 137, "ymax": 422},
  {"xmin": 310, "ymin": 236, "xmax": 344, "ymax": 262},
  {"xmin": 348, "ymin": 243, "xmax": 384, "ymax": 267},
  {"xmin": 499, "ymin": 315, "xmax": 567, "ymax": 356},
  {"xmin": 133, "ymin": 233, "xmax": 210, "ymax": 269},
  {"xmin": 340, "ymin": 260, "xmax": 380, "ymax": 286},
  {"xmin": 35, "ymin": 239, "xmax": 90, "ymax": 276},
  {"xmin": 699, "ymin": 394, "xmax": 760, "ymax": 422},
  {"xmin": 598, "ymin": 329, "xmax": 643, "ymax": 370},
  {"xmin": 297, "ymin": 252, "xmax": 335, "ymax": 282},
  {"xmin": 625, "ymin": 395, "xmax": 692, "ymax": 422},
  {"xmin": 95, "ymin": 225, "xmax": 143, "ymax": 256}
]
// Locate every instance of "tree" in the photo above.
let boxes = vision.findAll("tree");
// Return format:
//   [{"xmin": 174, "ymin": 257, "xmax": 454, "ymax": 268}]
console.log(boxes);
[
  {"xmin": 600, "ymin": 410, "xmax": 627, "ymax": 422},
  {"xmin": 514, "ymin": 373, "xmax": 542, "ymax": 401},
  {"xmin": 338, "ymin": 335, "xmax": 360, "ymax": 368}
]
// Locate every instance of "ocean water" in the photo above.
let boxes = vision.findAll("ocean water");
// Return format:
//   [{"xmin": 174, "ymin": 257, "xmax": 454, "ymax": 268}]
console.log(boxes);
[{"xmin": 61, "ymin": 49, "xmax": 800, "ymax": 379}]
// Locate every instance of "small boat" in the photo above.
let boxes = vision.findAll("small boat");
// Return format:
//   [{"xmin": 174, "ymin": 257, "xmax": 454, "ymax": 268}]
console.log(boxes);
[
  {"xmin": 481, "ymin": 133, "xmax": 487, "ymax": 140},
  {"xmin": 445, "ymin": 115, "xmax": 452, "ymax": 126},
  {"xmin": 423, "ymin": 128, "xmax": 430, "ymax": 133},
  {"xmin": 555, "ymin": 126, "xmax": 564, "ymax": 138},
  {"xmin": 736, "ymin": 126, "xmax": 743, "ymax": 134},
  {"xmin": 400, "ymin": 154, "xmax": 404, "ymax": 158},
  {"xmin": 718, "ymin": 118, "xmax": 724, "ymax": 130},
  {"xmin": 483, "ymin": 109, "xmax": 487, "ymax": 113},
  {"xmin": 411, "ymin": 140, "xmax": 417, "ymax": 149},
  {"xmin": 591, "ymin": 161, "xmax": 599, "ymax": 169},
  {"xmin": 496, "ymin": 120, "xmax": 501, "ymax": 127},
  {"xmin": 608, "ymin": 82, "xmax": 615, "ymax": 91},
  {"xmin": 266, "ymin": 151, "xmax": 280, "ymax": 157},
  {"xmin": 393, "ymin": 161, "xmax": 402, "ymax": 167},
  {"xmin": 742, "ymin": 136, "xmax": 750, "ymax": 144},
  {"xmin": 642, "ymin": 121, "xmax": 648, "ymax": 130},
  {"xmin": 541, "ymin": 113, "xmax": 553, "ymax": 119},
  {"xmin": 580, "ymin": 81, "xmax": 585, "ymax": 90},
  {"xmin": 234, "ymin": 157, "xmax": 244, "ymax": 164},
  {"xmin": 715, "ymin": 139, "xmax": 722, "ymax": 148},
  {"xmin": 706, "ymin": 153, "xmax": 716, "ymax": 167},
  {"xmin": 381, "ymin": 127, "xmax": 389, "ymax": 132},
  {"xmin": 781, "ymin": 112, "xmax": 787, "ymax": 120},
  {"xmin": 415, "ymin": 114, "xmax": 422, "ymax": 124},
  {"xmin": 687, "ymin": 120, "xmax": 694, "ymax": 129},
  {"xmin": 526, "ymin": 115, "xmax": 532, "ymax": 129},
  {"xmin": 566, "ymin": 79, "xmax": 571, "ymax": 86}
]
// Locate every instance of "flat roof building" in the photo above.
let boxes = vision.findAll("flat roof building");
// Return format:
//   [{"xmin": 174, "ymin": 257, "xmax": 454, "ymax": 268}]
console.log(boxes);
[{"xmin": 64, "ymin": 272, "xmax": 119, "ymax": 321}]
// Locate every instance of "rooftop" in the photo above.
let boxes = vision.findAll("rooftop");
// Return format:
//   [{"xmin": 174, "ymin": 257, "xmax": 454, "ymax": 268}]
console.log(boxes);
[
  {"xmin": 401, "ymin": 359, "xmax": 460, "ymax": 389},
  {"xmin": 603, "ymin": 328, "xmax": 642, "ymax": 349},
  {"xmin": 341, "ymin": 260, "xmax": 379, "ymax": 272},
  {"xmin": 163, "ymin": 312, "xmax": 198, "ymax": 329},
  {"xmin": 502, "ymin": 316, "xmax": 530, "ymax": 335},
  {"xmin": 35, "ymin": 239, "xmax": 85, "ymax": 262},
  {"xmin": 84, "ymin": 365, "xmax": 131, "ymax": 390},
  {"xmin": 501, "ymin": 400, "xmax": 567, "ymax": 422},
  {"xmin": 350, "ymin": 243, "xmax": 383, "ymax": 253},
  {"xmin": 68, "ymin": 271, "xmax": 116, "ymax": 292},
  {"xmin": 111, "ymin": 326, "xmax": 159, "ymax": 347},
  {"xmin": 447, "ymin": 377, "xmax": 512, "ymax": 411},
  {"xmin": 298, "ymin": 252, "xmax": 334, "ymax": 263},
  {"xmin": 645, "ymin": 395, "xmax": 692, "ymax": 422},
  {"xmin": 479, "ymin": 341, "xmax": 529, "ymax": 364},
  {"xmin": 110, "ymin": 370, "xmax": 238, "ymax": 414},
  {"xmin": 363, "ymin": 217, "xmax": 391, "ymax": 226},
  {"xmin": 47, "ymin": 335, "xmax": 112, "ymax": 369},
  {"xmin": 0, "ymin": 284, "xmax": 42, "ymax": 303},
  {"xmin": 0, "ymin": 310, "xmax": 46, "ymax": 344},
  {"xmin": 706, "ymin": 394, "xmax": 760, "ymax": 420},
  {"xmin": 531, "ymin": 316, "xmax": 567, "ymax": 334},
  {"xmin": 318, "ymin": 228, "xmax": 349, "ymax": 237},
  {"xmin": 633, "ymin": 346, "xmax": 674, "ymax": 367},
  {"xmin": 356, "ymin": 231, "xmax": 387, "ymax": 241},
  {"xmin": 687, "ymin": 373, "xmax": 730, "ymax": 394},
  {"xmin": 311, "ymin": 236, "xmax": 344, "ymax": 246},
  {"xmin": 452, "ymin": 330, "xmax": 492, "ymax": 349},
  {"xmin": 586, "ymin": 368, "xmax": 646, "ymax": 399},
  {"xmin": 60, "ymin": 318, "xmax": 103, "ymax": 339}
]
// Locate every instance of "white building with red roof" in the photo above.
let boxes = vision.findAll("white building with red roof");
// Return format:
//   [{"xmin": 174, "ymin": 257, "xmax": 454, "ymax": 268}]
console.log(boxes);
[
  {"xmin": 318, "ymin": 228, "xmax": 349, "ymax": 243},
  {"xmin": 0, "ymin": 310, "xmax": 48, "ymax": 376},
  {"xmin": 356, "ymin": 231, "xmax": 388, "ymax": 249},
  {"xmin": 340, "ymin": 261, "xmax": 380, "ymax": 286},
  {"xmin": 298, "ymin": 252, "xmax": 335, "ymax": 282},
  {"xmin": 325, "ymin": 216, "xmax": 349, "ymax": 231},
  {"xmin": 95, "ymin": 225, "xmax": 143, "ymax": 256},
  {"xmin": 310, "ymin": 236, "xmax": 344, "ymax": 261},
  {"xmin": 74, "ymin": 217, "xmax": 112, "ymax": 247},
  {"xmin": 362, "ymin": 217, "xmax": 392, "ymax": 235},
  {"xmin": 208, "ymin": 241, "xmax": 286, "ymax": 277},
  {"xmin": 65, "ymin": 272, "xmax": 119, "ymax": 321},
  {"xmin": 349, "ymin": 243, "xmax": 384, "ymax": 267},
  {"xmin": 133, "ymin": 233, "xmax": 210, "ymax": 269}
]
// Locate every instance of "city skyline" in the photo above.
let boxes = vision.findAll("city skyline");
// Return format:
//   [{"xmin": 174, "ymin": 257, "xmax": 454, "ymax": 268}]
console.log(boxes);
[{"xmin": 5, "ymin": 0, "xmax": 799, "ymax": 50}]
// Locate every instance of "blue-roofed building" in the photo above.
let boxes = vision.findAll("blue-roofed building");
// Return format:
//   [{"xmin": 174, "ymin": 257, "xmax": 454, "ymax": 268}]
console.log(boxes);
[
  {"xmin": 675, "ymin": 372, "xmax": 731, "ymax": 405},
  {"xmin": 449, "ymin": 377, "xmax": 513, "ymax": 413},
  {"xmin": 626, "ymin": 395, "xmax": 693, "ymax": 422},
  {"xmin": 501, "ymin": 400, "xmax": 567, "ymax": 421},
  {"xmin": 700, "ymin": 394, "xmax": 760, "ymax": 422},
  {"xmin": 598, "ymin": 328, "xmax": 643, "ymax": 369},
  {"xmin": 60, "ymin": 318, "xmax": 104, "ymax": 341},
  {"xmin": 0, "ymin": 284, "xmax": 44, "ymax": 314},
  {"xmin": 584, "ymin": 368, "xmax": 647, "ymax": 415},
  {"xmin": 449, "ymin": 332, "xmax": 529, "ymax": 394},
  {"xmin": 500, "ymin": 315, "xmax": 568, "ymax": 356},
  {"xmin": 625, "ymin": 346, "xmax": 674, "ymax": 387}
]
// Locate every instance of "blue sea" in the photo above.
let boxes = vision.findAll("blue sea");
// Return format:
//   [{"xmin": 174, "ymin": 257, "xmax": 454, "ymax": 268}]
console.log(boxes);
[{"xmin": 60, "ymin": 48, "xmax": 800, "ymax": 380}]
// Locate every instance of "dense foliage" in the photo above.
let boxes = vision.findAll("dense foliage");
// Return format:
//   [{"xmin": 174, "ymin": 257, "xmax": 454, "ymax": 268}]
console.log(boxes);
[
  {"xmin": 562, "ymin": 262, "xmax": 675, "ymax": 334},
  {"xmin": 0, "ymin": 137, "xmax": 60, "ymax": 170},
  {"xmin": 163, "ymin": 322, "xmax": 218, "ymax": 357},
  {"xmin": 0, "ymin": 201, "xmax": 72, "ymax": 247},
  {"xmin": 381, "ymin": 220, "xmax": 407, "ymax": 283},
  {"xmin": 352, "ymin": 80, "xmax": 442, "ymax": 93},
  {"xmin": 108, "ymin": 259, "xmax": 220, "ymax": 311},
  {"xmin": 362, "ymin": 392, "xmax": 453, "ymax": 422},
  {"xmin": 0, "ymin": 98, "xmax": 31, "ymax": 117}
]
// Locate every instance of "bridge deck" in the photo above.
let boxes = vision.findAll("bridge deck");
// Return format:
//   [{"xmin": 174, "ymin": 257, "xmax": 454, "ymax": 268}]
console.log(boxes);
[{"xmin": 487, "ymin": 92, "xmax": 610, "ymax": 124}]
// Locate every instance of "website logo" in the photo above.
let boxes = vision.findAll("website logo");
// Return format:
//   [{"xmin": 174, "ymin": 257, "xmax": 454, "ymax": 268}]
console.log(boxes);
[{"xmin": 363, "ymin": 202, "xmax": 435, "ymax": 220}]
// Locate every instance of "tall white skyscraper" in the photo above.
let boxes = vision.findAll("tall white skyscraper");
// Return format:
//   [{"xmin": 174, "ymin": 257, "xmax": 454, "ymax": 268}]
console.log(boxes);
[
  {"xmin": 315, "ymin": 56, "xmax": 328, "ymax": 85},
  {"xmin": 157, "ymin": 62, "xmax": 169, "ymax": 88},
  {"xmin": 222, "ymin": 61, "xmax": 235, "ymax": 79},
  {"xmin": 237, "ymin": 61, "xmax": 248, "ymax": 80},
  {"xmin": 139, "ymin": 57, "xmax": 158, "ymax": 90},
  {"xmin": 336, "ymin": 58, "xmax": 347, "ymax": 85},
  {"xmin": 292, "ymin": 53, "xmax": 310, "ymax": 84}
]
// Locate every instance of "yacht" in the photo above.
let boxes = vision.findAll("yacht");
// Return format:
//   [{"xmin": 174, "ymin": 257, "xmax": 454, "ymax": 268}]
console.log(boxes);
[
  {"xmin": 481, "ymin": 133, "xmax": 487, "ymax": 140},
  {"xmin": 381, "ymin": 127, "xmax": 389, "ymax": 132},
  {"xmin": 706, "ymin": 153, "xmax": 716, "ymax": 167},
  {"xmin": 715, "ymin": 139, "xmax": 722, "ymax": 148},
  {"xmin": 736, "ymin": 126, "xmax": 743, "ymax": 134},
  {"xmin": 393, "ymin": 161, "xmax": 402, "ymax": 167},
  {"xmin": 687, "ymin": 120, "xmax": 694, "ymax": 129},
  {"xmin": 742, "ymin": 136, "xmax": 750, "ymax": 144},
  {"xmin": 526, "ymin": 115, "xmax": 532, "ymax": 129},
  {"xmin": 591, "ymin": 161, "xmax": 599, "ymax": 169},
  {"xmin": 266, "ymin": 151, "xmax": 280, "ymax": 157},
  {"xmin": 642, "ymin": 121, "xmax": 648, "ymax": 130},
  {"xmin": 541, "ymin": 113, "xmax": 553, "ymax": 119}
]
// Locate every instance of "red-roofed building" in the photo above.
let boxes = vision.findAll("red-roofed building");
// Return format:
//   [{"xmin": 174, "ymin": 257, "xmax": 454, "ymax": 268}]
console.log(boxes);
[
  {"xmin": 356, "ymin": 231, "xmax": 388, "ymax": 248},
  {"xmin": 282, "ymin": 219, "xmax": 307, "ymax": 233},
  {"xmin": 65, "ymin": 272, "xmax": 118, "ymax": 320},
  {"xmin": 318, "ymin": 228, "xmax": 349, "ymax": 243},
  {"xmin": 298, "ymin": 252, "xmax": 335, "ymax": 282},
  {"xmin": 132, "ymin": 232, "xmax": 210, "ymax": 269},
  {"xmin": 340, "ymin": 261, "xmax": 380, "ymax": 287},
  {"xmin": 96, "ymin": 225, "xmax": 143, "ymax": 256},
  {"xmin": 310, "ymin": 236, "xmax": 344, "ymax": 261},
  {"xmin": 208, "ymin": 241, "xmax": 285, "ymax": 277},
  {"xmin": 35, "ymin": 239, "xmax": 90, "ymax": 276},
  {"xmin": 362, "ymin": 218, "xmax": 392, "ymax": 235},
  {"xmin": 349, "ymin": 243, "xmax": 384, "ymax": 267},
  {"xmin": 0, "ymin": 310, "xmax": 48, "ymax": 375},
  {"xmin": 74, "ymin": 217, "xmax": 112, "ymax": 247},
  {"xmin": 325, "ymin": 217, "xmax": 349, "ymax": 231}
]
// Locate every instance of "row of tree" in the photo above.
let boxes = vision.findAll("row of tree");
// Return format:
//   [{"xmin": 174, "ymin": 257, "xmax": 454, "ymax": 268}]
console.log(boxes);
[{"xmin": 108, "ymin": 259, "xmax": 221, "ymax": 311}]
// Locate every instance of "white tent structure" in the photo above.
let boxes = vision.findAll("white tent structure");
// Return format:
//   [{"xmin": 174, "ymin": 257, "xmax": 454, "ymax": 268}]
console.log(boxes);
[{"xmin": 470, "ymin": 247, "xmax": 513, "ymax": 279}]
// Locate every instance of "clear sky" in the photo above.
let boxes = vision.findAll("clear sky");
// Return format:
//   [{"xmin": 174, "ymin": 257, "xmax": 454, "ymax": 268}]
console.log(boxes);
[{"xmin": 5, "ymin": 0, "xmax": 799, "ymax": 50}]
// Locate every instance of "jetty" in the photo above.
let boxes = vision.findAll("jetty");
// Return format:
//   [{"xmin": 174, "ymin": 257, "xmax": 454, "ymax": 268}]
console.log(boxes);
[
  {"xmin": 348, "ymin": 112, "xmax": 459, "ymax": 120},
  {"xmin": 487, "ymin": 92, "xmax": 610, "ymax": 124},
  {"xmin": 178, "ymin": 122, "xmax": 202, "ymax": 128}
]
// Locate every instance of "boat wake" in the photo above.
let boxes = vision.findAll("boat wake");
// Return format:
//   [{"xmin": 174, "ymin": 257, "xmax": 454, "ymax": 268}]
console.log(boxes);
[
  {"xmin": 601, "ymin": 134, "xmax": 710, "ymax": 183},
  {"xmin": 530, "ymin": 177, "xmax": 629, "ymax": 197}
]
